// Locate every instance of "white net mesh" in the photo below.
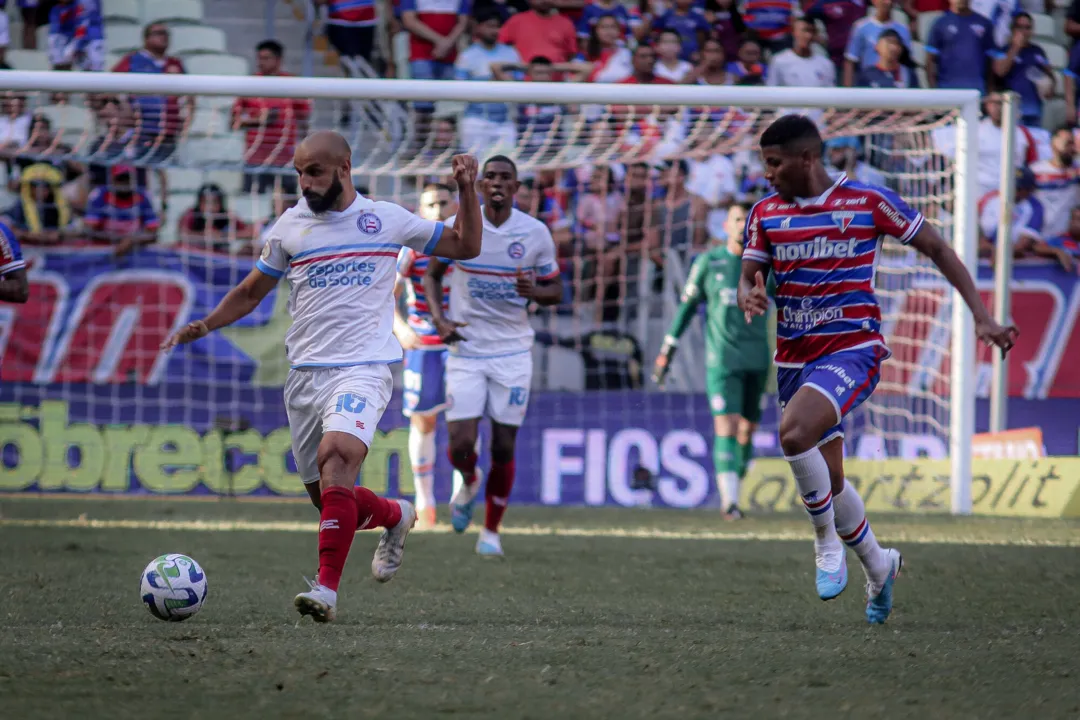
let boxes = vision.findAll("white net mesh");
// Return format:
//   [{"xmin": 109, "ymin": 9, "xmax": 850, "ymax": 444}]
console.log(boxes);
[{"xmin": 0, "ymin": 78, "xmax": 965, "ymax": 500}]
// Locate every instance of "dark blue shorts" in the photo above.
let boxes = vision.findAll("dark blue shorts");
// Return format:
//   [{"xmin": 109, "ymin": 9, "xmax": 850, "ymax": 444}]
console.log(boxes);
[
  {"xmin": 402, "ymin": 348, "xmax": 448, "ymax": 418},
  {"xmin": 776, "ymin": 346, "xmax": 887, "ymax": 446}
]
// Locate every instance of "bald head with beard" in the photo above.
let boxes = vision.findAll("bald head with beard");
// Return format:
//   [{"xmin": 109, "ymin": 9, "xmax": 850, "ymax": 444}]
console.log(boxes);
[{"xmin": 293, "ymin": 131, "xmax": 355, "ymax": 213}]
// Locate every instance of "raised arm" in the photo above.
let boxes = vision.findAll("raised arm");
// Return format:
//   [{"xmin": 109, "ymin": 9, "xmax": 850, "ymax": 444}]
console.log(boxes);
[
  {"xmin": 907, "ymin": 222, "xmax": 1018, "ymax": 355},
  {"xmin": 161, "ymin": 266, "xmax": 279, "ymax": 349},
  {"xmin": 426, "ymin": 155, "xmax": 482, "ymax": 260}
]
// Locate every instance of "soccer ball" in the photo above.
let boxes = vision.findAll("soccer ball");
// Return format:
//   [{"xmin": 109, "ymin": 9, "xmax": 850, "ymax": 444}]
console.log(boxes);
[{"xmin": 140, "ymin": 553, "xmax": 208, "ymax": 622}]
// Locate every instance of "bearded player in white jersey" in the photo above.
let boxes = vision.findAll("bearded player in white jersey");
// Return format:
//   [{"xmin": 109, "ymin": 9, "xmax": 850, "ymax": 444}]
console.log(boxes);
[
  {"xmin": 161, "ymin": 132, "xmax": 482, "ymax": 622},
  {"xmin": 424, "ymin": 155, "xmax": 562, "ymax": 557}
]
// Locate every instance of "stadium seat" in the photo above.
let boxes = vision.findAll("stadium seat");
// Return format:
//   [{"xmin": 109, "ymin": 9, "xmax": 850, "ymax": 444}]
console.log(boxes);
[
  {"xmin": 207, "ymin": 170, "xmax": 244, "ymax": 194},
  {"xmin": 182, "ymin": 133, "xmax": 245, "ymax": 167},
  {"xmin": 1032, "ymin": 13, "xmax": 1056, "ymax": 41},
  {"xmin": 188, "ymin": 106, "xmax": 230, "ymax": 138},
  {"xmin": 909, "ymin": 42, "xmax": 926, "ymax": 67},
  {"xmin": 183, "ymin": 54, "xmax": 250, "ymax": 76},
  {"xmin": 1043, "ymin": 97, "xmax": 1067, "ymax": 129},
  {"xmin": 230, "ymin": 193, "xmax": 275, "ymax": 223},
  {"xmin": 167, "ymin": 26, "xmax": 227, "ymax": 56},
  {"xmin": 166, "ymin": 168, "xmax": 205, "ymax": 193},
  {"xmin": 917, "ymin": 11, "xmax": 942, "ymax": 42},
  {"xmin": 144, "ymin": 0, "xmax": 205, "ymax": 26},
  {"xmin": 6, "ymin": 49, "xmax": 50, "ymax": 72},
  {"xmin": 102, "ymin": 0, "xmax": 140, "ymax": 24},
  {"xmin": 105, "ymin": 52, "xmax": 124, "ymax": 70},
  {"xmin": 1043, "ymin": 43, "xmax": 1068, "ymax": 69},
  {"xmin": 37, "ymin": 104, "xmax": 93, "ymax": 136},
  {"xmin": 105, "ymin": 24, "xmax": 143, "ymax": 55}
]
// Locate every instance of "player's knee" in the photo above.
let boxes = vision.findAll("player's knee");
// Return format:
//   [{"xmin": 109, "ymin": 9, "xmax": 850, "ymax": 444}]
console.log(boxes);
[
  {"xmin": 448, "ymin": 435, "xmax": 477, "ymax": 463},
  {"xmin": 316, "ymin": 441, "xmax": 365, "ymax": 487},
  {"xmin": 490, "ymin": 441, "xmax": 515, "ymax": 465},
  {"xmin": 778, "ymin": 414, "xmax": 816, "ymax": 457}
]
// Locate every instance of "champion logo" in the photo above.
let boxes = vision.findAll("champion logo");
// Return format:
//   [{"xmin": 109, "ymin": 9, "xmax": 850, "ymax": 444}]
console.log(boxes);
[{"xmin": 320, "ymin": 519, "xmax": 339, "ymax": 531}]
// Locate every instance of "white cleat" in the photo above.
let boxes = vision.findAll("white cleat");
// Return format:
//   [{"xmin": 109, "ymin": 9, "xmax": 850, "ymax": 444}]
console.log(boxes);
[
  {"xmin": 476, "ymin": 528, "xmax": 504, "ymax": 558},
  {"xmin": 450, "ymin": 467, "xmax": 483, "ymax": 534},
  {"xmin": 372, "ymin": 499, "xmax": 416, "ymax": 583},
  {"xmin": 294, "ymin": 577, "xmax": 337, "ymax": 623}
]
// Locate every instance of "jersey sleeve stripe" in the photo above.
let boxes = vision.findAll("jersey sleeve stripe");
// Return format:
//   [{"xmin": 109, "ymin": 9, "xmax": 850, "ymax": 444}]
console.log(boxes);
[
  {"xmin": 537, "ymin": 268, "xmax": 561, "ymax": 281},
  {"xmin": 897, "ymin": 213, "xmax": 924, "ymax": 244},
  {"xmin": 290, "ymin": 242, "xmax": 399, "ymax": 261},
  {"xmin": 256, "ymin": 258, "xmax": 284, "ymax": 278},
  {"xmin": 0, "ymin": 259, "xmax": 25, "ymax": 275},
  {"xmin": 423, "ymin": 222, "xmax": 445, "ymax": 256},
  {"xmin": 743, "ymin": 249, "xmax": 770, "ymax": 264}
]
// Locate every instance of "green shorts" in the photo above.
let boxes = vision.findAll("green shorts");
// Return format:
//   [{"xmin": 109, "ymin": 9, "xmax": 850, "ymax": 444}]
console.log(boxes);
[{"xmin": 705, "ymin": 368, "xmax": 768, "ymax": 423}]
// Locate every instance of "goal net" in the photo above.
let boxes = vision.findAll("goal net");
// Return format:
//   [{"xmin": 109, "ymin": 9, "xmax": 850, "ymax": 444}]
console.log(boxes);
[{"xmin": 0, "ymin": 72, "xmax": 980, "ymax": 512}]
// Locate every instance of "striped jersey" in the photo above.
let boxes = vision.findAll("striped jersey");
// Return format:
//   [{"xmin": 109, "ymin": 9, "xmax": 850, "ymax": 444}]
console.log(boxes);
[
  {"xmin": 442, "ymin": 209, "xmax": 558, "ymax": 358},
  {"xmin": 326, "ymin": 0, "xmax": 378, "ymax": 26},
  {"xmin": 0, "ymin": 220, "xmax": 25, "ymax": 278},
  {"xmin": 396, "ymin": 247, "xmax": 451, "ymax": 349},
  {"xmin": 1031, "ymin": 158, "xmax": 1080, "ymax": 239},
  {"xmin": 257, "ymin": 194, "xmax": 444, "ymax": 369},
  {"xmin": 742, "ymin": 0, "xmax": 799, "ymax": 42},
  {"xmin": 743, "ymin": 174, "xmax": 923, "ymax": 367}
]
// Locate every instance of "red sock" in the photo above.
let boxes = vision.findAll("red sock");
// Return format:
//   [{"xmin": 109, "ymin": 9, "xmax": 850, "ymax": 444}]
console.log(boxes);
[
  {"xmin": 484, "ymin": 460, "xmax": 515, "ymax": 532},
  {"xmin": 317, "ymin": 486, "xmax": 358, "ymax": 592},
  {"xmin": 449, "ymin": 448, "xmax": 479, "ymax": 486},
  {"xmin": 353, "ymin": 486, "xmax": 402, "ymax": 530}
]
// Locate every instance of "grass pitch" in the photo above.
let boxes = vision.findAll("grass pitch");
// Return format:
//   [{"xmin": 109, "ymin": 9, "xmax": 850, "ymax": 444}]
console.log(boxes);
[{"xmin": 1, "ymin": 497, "xmax": 1079, "ymax": 720}]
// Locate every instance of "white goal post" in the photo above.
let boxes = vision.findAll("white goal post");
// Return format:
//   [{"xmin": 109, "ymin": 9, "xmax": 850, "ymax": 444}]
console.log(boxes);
[{"xmin": 0, "ymin": 70, "xmax": 981, "ymax": 514}]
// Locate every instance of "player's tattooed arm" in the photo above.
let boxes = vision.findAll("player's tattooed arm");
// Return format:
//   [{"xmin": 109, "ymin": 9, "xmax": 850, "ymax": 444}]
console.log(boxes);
[
  {"xmin": 422, "ymin": 257, "xmax": 467, "ymax": 344},
  {"xmin": 0, "ymin": 267, "xmax": 29, "ymax": 304},
  {"xmin": 160, "ymin": 267, "xmax": 278, "ymax": 350},
  {"xmin": 908, "ymin": 223, "xmax": 1019, "ymax": 356}
]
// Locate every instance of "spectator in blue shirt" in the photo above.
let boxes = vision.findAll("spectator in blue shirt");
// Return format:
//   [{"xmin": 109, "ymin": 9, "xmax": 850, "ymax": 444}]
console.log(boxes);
[
  {"xmin": 455, "ymin": 9, "xmax": 522, "ymax": 153},
  {"xmin": 926, "ymin": 0, "xmax": 998, "ymax": 92},
  {"xmin": 992, "ymin": 12, "xmax": 1054, "ymax": 128},
  {"xmin": 842, "ymin": 0, "xmax": 912, "ymax": 87},
  {"xmin": 651, "ymin": 0, "xmax": 711, "ymax": 61},
  {"xmin": 576, "ymin": 0, "xmax": 632, "ymax": 49},
  {"xmin": 857, "ymin": 28, "xmax": 919, "ymax": 88},
  {"xmin": 48, "ymin": 0, "xmax": 104, "ymax": 71}
]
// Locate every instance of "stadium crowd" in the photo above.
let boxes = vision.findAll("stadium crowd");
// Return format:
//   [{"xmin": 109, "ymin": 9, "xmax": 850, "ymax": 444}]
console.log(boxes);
[{"xmin": 0, "ymin": 0, "xmax": 1079, "ymax": 322}]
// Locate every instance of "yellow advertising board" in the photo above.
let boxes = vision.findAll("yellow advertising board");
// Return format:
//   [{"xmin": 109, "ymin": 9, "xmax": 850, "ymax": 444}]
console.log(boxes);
[{"xmin": 741, "ymin": 457, "xmax": 1080, "ymax": 518}]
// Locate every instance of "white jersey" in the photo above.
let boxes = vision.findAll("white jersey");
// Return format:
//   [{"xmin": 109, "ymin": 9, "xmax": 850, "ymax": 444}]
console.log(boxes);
[
  {"xmin": 257, "ymin": 194, "xmax": 444, "ymax": 369},
  {"xmin": 443, "ymin": 208, "xmax": 558, "ymax": 359}
]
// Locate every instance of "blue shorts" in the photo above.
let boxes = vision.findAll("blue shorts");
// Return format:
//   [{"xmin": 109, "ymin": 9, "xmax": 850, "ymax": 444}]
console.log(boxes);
[
  {"xmin": 402, "ymin": 348, "xmax": 448, "ymax": 418},
  {"xmin": 776, "ymin": 346, "xmax": 886, "ymax": 447}
]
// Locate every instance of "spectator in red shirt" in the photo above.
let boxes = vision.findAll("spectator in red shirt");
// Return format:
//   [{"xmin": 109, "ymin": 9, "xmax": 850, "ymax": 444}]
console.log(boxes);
[
  {"xmin": 618, "ymin": 43, "xmax": 674, "ymax": 86},
  {"xmin": 499, "ymin": 0, "xmax": 577, "ymax": 63},
  {"xmin": 231, "ymin": 40, "xmax": 311, "ymax": 195},
  {"xmin": 111, "ymin": 23, "xmax": 193, "ymax": 165},
  {"xmin": 401, "ymin": 0, "xmax": 471, "ymax": 113}
]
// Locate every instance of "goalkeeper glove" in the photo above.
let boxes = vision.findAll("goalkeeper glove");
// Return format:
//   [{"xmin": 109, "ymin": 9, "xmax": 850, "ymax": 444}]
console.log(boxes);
[{"xmin": 652, "ymin": 335, "xmax": 678, "ymax": 386}]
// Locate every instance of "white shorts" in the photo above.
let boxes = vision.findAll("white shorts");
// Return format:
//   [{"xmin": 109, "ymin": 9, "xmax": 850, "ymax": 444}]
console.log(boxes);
[
  {"xmin": 445, "ymin": 352, "xmax": 532, "ymax": 427},
  {"xmin": 284, "ymin": 364, "xmax": 393, "ymax": 485}
]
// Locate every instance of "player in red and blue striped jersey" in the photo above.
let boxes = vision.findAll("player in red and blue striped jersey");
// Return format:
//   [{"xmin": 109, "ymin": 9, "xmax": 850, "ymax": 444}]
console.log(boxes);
[
  {"xmin": 394, "ymin": 183, "xmax": 458, "ymax": 529},
  {"xmin": 0, "ymin": 219, "xmax": 28, "ymax": 304},
  {"xmin": 739, "ymin": 115, "xmax": 1017, "ymax": 624}
]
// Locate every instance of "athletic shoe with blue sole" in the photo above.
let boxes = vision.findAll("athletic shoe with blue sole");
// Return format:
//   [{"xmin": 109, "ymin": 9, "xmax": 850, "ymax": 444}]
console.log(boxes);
[
  {"xmin": 866, "ymin": 548, "xmax": 903, "ymax": 624},
  {"xmin": 816, "ymin": 556, "xmax": 848, "ymax": 601},
  {"xmin": 476, "ymin": 530, "xmax": 504, "ymax": 557},
  {"xmin": 450, "ymin": 467, "xmax": 483, "ymax": 534}
]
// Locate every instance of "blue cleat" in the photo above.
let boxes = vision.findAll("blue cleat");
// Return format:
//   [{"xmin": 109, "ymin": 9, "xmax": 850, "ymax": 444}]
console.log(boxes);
[
  {"xmin": 476, "ymin": 530, "xmax": 504, "ymax": 557},
  {"xmin": 866, "ymin": 548, "xmax": 903, "ymax": 625},
  {"xmin": 450, "ymin": 467, "xmax": 482, "ymax": 534},
  {"xmin": 816, "ymin": 556, "xmax": 848, "ymax": 601}
]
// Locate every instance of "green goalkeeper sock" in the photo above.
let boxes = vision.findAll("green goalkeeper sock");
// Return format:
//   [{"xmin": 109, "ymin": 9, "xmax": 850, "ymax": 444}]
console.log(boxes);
[
  {"xmin": 738, "ymin": 440, "xmax": 755, "ymax": 479},
  {"xmin": 714, "ymin": 436, "xmax": 740, "ymax": 509}
]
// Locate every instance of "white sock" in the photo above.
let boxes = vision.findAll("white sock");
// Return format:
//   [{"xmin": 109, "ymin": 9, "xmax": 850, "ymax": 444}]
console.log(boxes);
[
  {"xmin": 833, "ymin": 479, "xmax": 887, "ymax": 578},
  {"xmin": 786, "ymin": 446, "xmax": 842, "ymax": 568},
  {"xmin": 717, "ymin": 472, "xmax": 740, "ymax": 510},
  {"xmin": 408, "ymin": 423, "xmax": 437, "ymax": 511}
]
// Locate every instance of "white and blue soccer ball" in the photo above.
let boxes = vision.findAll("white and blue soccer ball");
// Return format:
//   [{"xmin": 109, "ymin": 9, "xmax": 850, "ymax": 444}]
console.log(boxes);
[{"xmin": 140, "ymin": 553, "xmax": 208, "ymax": 622}]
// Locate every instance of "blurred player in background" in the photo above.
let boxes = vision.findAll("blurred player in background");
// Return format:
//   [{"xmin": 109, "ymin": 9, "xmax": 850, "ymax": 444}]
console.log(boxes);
[
  {"xmin": 739, "ymin": 115, "xmax": 1017, "ymax": 624},
  {"xmin": 162, "ymin": 132, "xmax": 482, "ymax": 622},
  {"xmin": 394, "ymin": 183, "xmax": 459, "ymax": 529},
  {"xmin": 0, "ymin": 219, "xmax": 28, "ymax": 303},
  {"xmin": 653, "ymin": 202, "xmax": 770, "ymax": 520},
  {"xmin": 423, "ymin": 156, "xmax": 562, "ymax": 557}
]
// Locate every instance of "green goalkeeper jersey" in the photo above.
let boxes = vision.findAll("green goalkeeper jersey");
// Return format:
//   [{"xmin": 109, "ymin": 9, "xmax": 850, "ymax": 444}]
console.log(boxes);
[{"xmin": 665, "ymin": 246, "xmax": 771, "ymax": 372}]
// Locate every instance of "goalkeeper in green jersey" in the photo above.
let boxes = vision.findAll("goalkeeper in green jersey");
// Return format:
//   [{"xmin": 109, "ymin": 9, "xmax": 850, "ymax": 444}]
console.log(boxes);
[{"xmin": 652, "ymin": 203, "xmax": 771, "ymax": 519}]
